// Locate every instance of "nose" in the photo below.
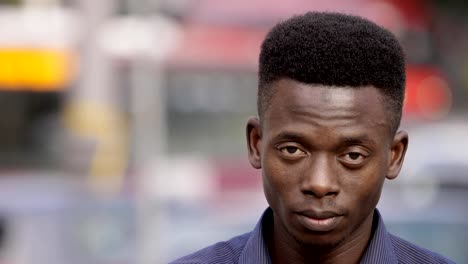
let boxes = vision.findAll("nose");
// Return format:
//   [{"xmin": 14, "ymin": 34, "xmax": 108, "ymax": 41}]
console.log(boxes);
[{"xmin": 301, "ymin": 154, "xmax": 340, "ymax": 198}]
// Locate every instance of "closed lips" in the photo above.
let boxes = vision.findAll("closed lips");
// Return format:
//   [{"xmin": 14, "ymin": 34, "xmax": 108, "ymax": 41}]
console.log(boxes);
[{"xmin": 296, "ymin": 210, "xmax": 343, "ymax": 232}]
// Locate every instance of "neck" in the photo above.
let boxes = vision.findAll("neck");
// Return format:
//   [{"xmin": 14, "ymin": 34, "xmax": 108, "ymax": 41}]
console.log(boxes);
[{"xmin": 266, "ymin": 212, "xmax": 376, "ymax": 264}]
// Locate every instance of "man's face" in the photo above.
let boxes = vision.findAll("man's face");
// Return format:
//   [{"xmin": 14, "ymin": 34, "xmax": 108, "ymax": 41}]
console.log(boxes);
[{"xmin": 247, "ymin": 79, "xmax": 408, "ymax": 247}]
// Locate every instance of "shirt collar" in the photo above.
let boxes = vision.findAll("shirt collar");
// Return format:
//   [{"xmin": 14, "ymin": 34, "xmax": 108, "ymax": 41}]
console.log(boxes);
[
  {"xmin": 238, "ymin": 208, "xmax": 397, "ymax": 264},
  {"xmin": 238, "ymin": 208, "xmax": 272, "ymax": 264},
  {"xmin": 360, "ymin": 209, "xmax": 398, "ymax": 264}
]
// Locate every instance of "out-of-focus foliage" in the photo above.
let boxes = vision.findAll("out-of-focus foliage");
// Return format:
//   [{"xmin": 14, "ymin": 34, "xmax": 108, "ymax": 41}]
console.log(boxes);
[
  {"xmin": 0, "ymin": 0, "xmax": 20, "ymax": 5},
  {"xmin": 431, "ymin": 0, "xmax": 468, "ymax": 15}
]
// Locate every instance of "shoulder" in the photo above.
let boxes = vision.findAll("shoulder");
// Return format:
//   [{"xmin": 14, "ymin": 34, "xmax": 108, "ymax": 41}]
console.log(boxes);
[
  {"xmin": 389, "ymin": 233, "xmax": 456, "ymax": 264},
  {"xmin": 169, "ymin": 232, "xmax": 251, "ymax": 264}
]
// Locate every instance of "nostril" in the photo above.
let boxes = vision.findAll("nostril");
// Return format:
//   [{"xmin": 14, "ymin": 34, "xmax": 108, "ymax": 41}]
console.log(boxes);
[{"xmin": 302, "ymin": 189, "xmax": 338, "ymax": 198}]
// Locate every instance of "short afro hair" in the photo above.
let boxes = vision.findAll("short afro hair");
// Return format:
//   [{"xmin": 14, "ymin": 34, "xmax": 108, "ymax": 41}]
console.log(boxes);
[{"xmin": 258, "ymin": 12, "xmax": 406, "ymax": 134}]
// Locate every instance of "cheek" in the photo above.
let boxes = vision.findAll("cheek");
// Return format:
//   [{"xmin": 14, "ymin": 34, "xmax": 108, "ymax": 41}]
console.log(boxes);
[
  {"xmin": 344, "ymin": 160, "xmax": 387, "ymax": 208},
  {"xmin": 262, "ymin": 153, "xmax": 298, "ymax": 207},
  {"xmin": 361, "ymin": 177, "xmax": 385, "ymax": 207}
]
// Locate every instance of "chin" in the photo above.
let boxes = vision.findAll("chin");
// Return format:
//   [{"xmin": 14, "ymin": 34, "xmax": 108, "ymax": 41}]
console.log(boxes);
[
  {"xmin": 286, "ymin": 220, "xmax": 350, "ymax": 249},
  {"xmin": 296, "ymin": 233, "xmax": 346, "ymax": 249}
]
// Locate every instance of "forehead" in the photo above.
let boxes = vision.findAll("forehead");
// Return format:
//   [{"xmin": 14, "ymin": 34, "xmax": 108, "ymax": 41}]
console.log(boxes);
[{"xmin": 263, "ymin": 79, "xmax": 392, "ymax": 138}]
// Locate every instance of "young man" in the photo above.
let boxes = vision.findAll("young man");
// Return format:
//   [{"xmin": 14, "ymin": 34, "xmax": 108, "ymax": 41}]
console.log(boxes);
[{"xmin": 171, "ymin": 12, "xmax": 455, "ymax": 264}]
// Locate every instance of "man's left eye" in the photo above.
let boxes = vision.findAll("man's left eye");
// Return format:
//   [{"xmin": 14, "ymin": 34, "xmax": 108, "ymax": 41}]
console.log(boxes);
[
  {"xmin": 347, "ymin": 152, "xmax": 362, "ymax": 160},
  {"xmin": 338, "ymin": 152, "xmax": 368, "ymax": 166}
]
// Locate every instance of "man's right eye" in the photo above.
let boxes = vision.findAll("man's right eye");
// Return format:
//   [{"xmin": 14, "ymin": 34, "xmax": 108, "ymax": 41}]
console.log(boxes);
[{"xmin": 277, "ymin": 144, "xmax": 307, "ymax": 159}]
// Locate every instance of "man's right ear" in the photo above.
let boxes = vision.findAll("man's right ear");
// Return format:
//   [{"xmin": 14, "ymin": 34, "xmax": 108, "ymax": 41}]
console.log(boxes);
[{"xmin": 246, "ymin": 116, "xmax": 262, "ymax": 169}]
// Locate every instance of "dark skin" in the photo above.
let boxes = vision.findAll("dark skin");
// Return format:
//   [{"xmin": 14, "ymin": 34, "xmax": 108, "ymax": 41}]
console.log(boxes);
[{"xmin": 247, "ymin": 79, "xmax": 408, "ymax": 264}]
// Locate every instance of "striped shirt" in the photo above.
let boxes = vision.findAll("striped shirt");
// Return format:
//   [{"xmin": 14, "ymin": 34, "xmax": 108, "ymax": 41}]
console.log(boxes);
[{"xmin": 170, "ymin": 208, "xmax": 455, "ymax": 264}]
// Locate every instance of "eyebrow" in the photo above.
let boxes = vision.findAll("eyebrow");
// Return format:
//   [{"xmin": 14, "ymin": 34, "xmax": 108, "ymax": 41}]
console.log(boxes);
[
  {"xmin": 272, "ymin": 132, "xmax": 378, "ymax": 148},
  {"xmin": 273, "ymin": 132, "xmax": 305, "ymax": 141},
  {"xmin": 341, "ymin": 135, "xmax": 377, "ymax": 146}
]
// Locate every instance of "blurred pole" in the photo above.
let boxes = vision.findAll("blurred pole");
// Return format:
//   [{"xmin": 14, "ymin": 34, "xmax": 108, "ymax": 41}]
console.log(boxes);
[
  {"xmin": 74, "ymin": 0, "xmax": 176, "ymax": 262},
  {"xmin": 74, "ymin": 0, "xmax": 115, "ymax": 106},
  {"xmin": 131, "ymin": 61, "xmax": 167, "ymax": 264},
  {"xmin": 125, "ymin": 1, "xmax": 170, "ymax": 263},
  {"xmin": 68, "ymin": 0, "xmax": 129, "ymax": 195}
]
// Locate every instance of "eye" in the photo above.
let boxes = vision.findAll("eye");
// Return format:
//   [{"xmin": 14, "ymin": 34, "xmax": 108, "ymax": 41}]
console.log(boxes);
[
  {"xmin": 277, "ymin": 144, "xmax": 307, "ymax": 159},
  {"xmin": 348, "ymin": 152, "xmax": 362, "ymax": 160},
  {"xmin": 338, "ymin": 150, "xmax": 369, "ymax": 167}
]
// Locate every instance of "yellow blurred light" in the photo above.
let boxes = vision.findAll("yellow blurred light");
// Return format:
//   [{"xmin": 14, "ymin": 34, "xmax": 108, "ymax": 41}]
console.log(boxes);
[
  {"xmin": 0, "ymin": 48, "xmax": 76, "ymax": 90},
  {"xmin": 63, "ymin": 100, "xmax": 128, "ymax": 195}
]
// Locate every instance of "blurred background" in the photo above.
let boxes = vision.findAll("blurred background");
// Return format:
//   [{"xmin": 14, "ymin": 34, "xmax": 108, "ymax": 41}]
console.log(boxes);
[{"xmin": 0, "ymin": 0, "xmax": 466, "ymax": 263}]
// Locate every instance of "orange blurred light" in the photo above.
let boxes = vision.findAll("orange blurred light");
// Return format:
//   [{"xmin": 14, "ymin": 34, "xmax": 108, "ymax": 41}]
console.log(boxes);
[
  {"xmin": 404, "ymin": 66, "xmax": 452, "ymax": 120},
  {"xmin": 416, "ymin": 76, "xmax": 451, "ymax": 119},
  {"xmin": 0, "ymin": 48, "xmax": 76, "ymax": 91}
]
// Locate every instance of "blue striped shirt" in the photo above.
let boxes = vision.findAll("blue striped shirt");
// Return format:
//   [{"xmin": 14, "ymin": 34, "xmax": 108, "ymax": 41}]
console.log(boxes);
[{"xmin": 170, "ymin": 208, "xmax": 455, "ymax": 264}]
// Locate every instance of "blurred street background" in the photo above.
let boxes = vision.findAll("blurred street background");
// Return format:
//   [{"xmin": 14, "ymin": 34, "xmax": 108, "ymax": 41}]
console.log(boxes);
[{"xmin": 0, "ymin": 0, "xmax": 466, "ymax": 263}]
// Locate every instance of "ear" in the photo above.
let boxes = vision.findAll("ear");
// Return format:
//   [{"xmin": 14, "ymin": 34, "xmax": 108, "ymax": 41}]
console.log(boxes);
[
  {"xmin": 386, "ymin": 130, "xmax": 409, "ymax": 180},
  {"xmin": 246, "ymin": 116, "xmax": 262, "ymax": 169}
]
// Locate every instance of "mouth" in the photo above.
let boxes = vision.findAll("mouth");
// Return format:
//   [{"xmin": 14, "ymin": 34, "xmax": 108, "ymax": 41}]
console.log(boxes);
[{"xmin": 296, "ymin": 210, "xmax": 343, "ymax": 232}]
